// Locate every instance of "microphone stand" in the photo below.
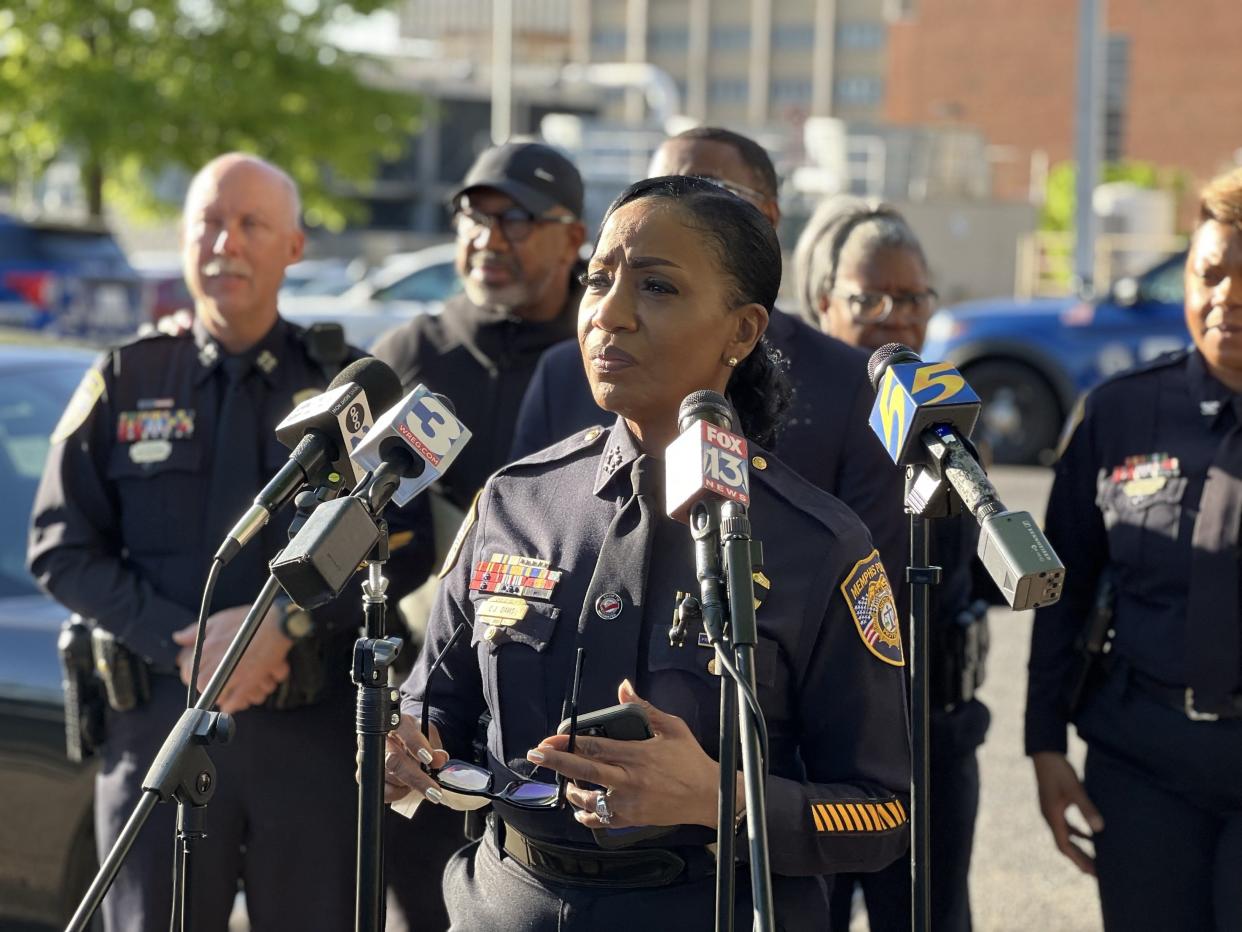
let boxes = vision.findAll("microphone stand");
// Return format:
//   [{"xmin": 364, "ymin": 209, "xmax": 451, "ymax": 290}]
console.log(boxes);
[
  {"xmin": 719, "ymin": 499, "xmax": 774, "ymax": 932},
  {"xmin": 66, "ymin": 575, "xmax": 283, "ymax": 932},
  {"xmin": 353, "ymin": 520, "xmax": 403, "ymax": 932},
  {"xmin": 686, "ymin": 497, "xmax": 775, "ymax": 932},
  {"xmin": 902, "ymin": 459, "xmax": 960, "ymax": 932}
]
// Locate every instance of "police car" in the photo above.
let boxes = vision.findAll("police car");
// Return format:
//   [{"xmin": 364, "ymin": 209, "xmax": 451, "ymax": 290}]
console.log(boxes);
[{"xmin": 922, "ymin": 252, "xmax": 1188, "ymax": 464}]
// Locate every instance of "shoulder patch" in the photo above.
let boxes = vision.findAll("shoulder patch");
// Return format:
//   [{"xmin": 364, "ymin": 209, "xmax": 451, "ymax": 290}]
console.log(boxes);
[
  {"xmin": 438, "ymin": 490, "xmax": 481, "ymax": 579},
  {"xmin": 51, "ymin": 368, "xmax": 105, "ymax": 445},
  {"xmin": 840, "ymin": 549, "xmax": 904, "ymax": 666}
]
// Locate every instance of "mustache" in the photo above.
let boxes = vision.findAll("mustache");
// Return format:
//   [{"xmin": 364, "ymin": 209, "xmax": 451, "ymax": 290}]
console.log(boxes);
[
  {"xmin": 470, "ymin": 251, "xmax": 520, "ymax": 273},
  {"xmin": 202, "ymin": 259, "xmax": 251, "ymax": 278}
]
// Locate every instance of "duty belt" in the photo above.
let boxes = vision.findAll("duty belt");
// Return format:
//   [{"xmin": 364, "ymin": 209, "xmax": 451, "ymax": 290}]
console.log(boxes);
[
  {"xmin": 1127, "ymin": 666, "xmax": 1242, "ymax": 721},
  {"xmin": 496, "ymin": 818, "xmax": 716, "ymax": 889}
]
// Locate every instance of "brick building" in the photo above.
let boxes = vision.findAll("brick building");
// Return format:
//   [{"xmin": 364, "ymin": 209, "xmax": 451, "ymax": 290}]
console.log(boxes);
[{"xmin": 885, "ymin": 0, "xmax": 1242, "ymax": 205}]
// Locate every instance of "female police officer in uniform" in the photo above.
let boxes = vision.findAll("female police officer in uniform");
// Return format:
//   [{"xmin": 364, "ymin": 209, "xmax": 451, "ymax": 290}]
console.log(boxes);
[
  {"xmin": 1026, "ymin": 166, "xmax": 1242, "ymax": 931},
  {"xmin": 795, "ymin": 197, "xmax": 992, "ymax": 932},
  {"xmin": 382, "ymin": 176, "xmax": 912, "ymax": 930}
]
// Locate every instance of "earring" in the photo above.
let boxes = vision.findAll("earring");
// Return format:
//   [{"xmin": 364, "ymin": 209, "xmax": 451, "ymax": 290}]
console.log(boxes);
[{"xmin": 726, "ymin": 356, "xmax": 739, "ymax": 368}]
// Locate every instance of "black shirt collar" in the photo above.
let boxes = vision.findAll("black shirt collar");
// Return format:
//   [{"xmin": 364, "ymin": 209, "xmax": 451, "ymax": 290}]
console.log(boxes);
[
  {"xmin": 1186, "ymin": 348, "xmax": 1241, "ymax": 428},
  {"xmin": 193, "ymin": 315, "xmax": 288, "ymax": 388}
]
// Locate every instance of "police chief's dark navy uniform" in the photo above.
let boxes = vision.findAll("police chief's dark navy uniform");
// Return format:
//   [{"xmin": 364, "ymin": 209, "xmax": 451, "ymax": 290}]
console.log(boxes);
[
  {"xmin": 402, "ymin": 417, "xmax": 912, "ymax": 931},
  {"xmin": 516, "ymin": 309, "xmax": 990, "ymax": 931},
  {"xmin": 28, "ymin": 318, "xmax": 433, "ymax": 929},
  {"xmin": 1026, "ymin": 348, "xmax": 1242, "ymax": 931}
]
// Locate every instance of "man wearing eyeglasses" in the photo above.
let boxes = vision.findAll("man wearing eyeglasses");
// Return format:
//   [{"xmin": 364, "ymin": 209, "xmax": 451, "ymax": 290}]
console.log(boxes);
[
  {"xmin": 373, "ymin": 142, "xmax": 587, "ymax": 513},
  {"xmin": 372, "ymin": 141, "xmax": 586, "ymax": 931}
]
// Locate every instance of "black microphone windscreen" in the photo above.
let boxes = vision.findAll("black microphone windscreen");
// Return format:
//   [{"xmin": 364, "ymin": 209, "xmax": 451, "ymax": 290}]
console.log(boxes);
[
  {"xmin": 678, "ymin": 390, "xmax": 734, "ymax": 433},
  {"xmin": 333, "ymin": 357, "xmax": 403, "ymax": 413},
  {"xmin": 867, "ymin": 343, "xmax": 922, "ymax": 391}
]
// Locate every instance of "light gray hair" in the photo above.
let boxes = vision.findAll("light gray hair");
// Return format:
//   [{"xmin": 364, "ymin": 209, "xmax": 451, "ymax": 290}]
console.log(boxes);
[{"xmin": 792, "ymin": 195, "xmax": 926, "ymax": 326}]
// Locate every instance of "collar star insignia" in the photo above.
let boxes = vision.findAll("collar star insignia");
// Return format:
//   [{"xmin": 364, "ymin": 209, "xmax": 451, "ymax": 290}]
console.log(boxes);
[
  {"xmin": 197, "ymin": 341, "xmax": 219, "ymax": 368},
  {"xmin": 256, "ymin": 350, "xmax": 278, "ymax": 374},
  {"xmin": 1201, "ymin": 399, "xmax": 1222, "ymax": 417},
  {"xmin": 603, "ymin": 444, "xmax": 626, "ymax": 475}
]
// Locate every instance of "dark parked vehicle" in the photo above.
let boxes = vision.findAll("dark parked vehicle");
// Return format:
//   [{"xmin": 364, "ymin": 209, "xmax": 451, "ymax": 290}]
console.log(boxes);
[
  {"xmin": 921, "ymin": 251, "xmax": 1189, "ymax": 463},
  {"xmin": 0, "ymin": 345, "xmax": 99, "ymax": 929},
  {"xmin": 0, "ymin": 214, "xmax": 146, "ymax": 339}
]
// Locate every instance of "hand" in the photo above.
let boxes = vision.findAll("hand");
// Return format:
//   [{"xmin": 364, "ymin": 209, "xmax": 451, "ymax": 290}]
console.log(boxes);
[
  {"xmin": 379, "ymin": 715, "xmax": 450, "ymax": 805},
  {"xmin": 528, "ymin": 679, "xmax": 728, "ymax": 830},
  {"xmin": 1032, "ymin": 750, "xmax": 1104, "ymax": 876},
  {"xmin": 172, "ymin": 604, "xmax": 293, "ymax": 714}
]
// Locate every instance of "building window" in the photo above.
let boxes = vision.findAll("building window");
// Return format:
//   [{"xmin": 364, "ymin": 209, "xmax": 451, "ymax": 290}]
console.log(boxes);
[
  {"xmin": 709, "ymin": 78, "xmax": 749, "ymax": 103},
  {"xmin": 772, "ymin": 78, "xmax": 812, "ymax": 104},
  {"xmin": 837, "ymin": 22, "xmax": 886, "ymax": 51},
  {"xmin": 1104, "ymin": 34, "xmax": 1130, "ymax": 162},
  {"xmin": 649, "ymin": 26, "xmax": 689, "ymax": 52},
  {"xmin": 772, "ymin": 24, "xmax": 815, "ymax": 51},
  {"xmin": 835, "ymin": 76, "xmax": 884, "ymax": 106},
  {"xmin": 592, "ymin": 29, "xmax": 625, "ymax": 54},
  {"xmin": 710, "ymin": 26, "xmax": 750, "ymax": 51}
]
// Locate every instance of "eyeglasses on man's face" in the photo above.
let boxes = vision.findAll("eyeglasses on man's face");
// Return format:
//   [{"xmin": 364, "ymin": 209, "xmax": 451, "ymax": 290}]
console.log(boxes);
[
  {"xmin": 453, "ymin": 204, "xmax": 577, "ymax": 245},
  {"xmin": 832, "ymin": 288, "xmax": 939, "ymax": 323},
  {"xmin": 419, "ymin": 625, "xmax": 582, "ymax": 811}
]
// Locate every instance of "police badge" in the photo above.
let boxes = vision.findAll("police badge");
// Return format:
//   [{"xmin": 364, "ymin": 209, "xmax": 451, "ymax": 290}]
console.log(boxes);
[{"xmin": 841, "ymin": 549, "xmax": 904, "ymax": 666}]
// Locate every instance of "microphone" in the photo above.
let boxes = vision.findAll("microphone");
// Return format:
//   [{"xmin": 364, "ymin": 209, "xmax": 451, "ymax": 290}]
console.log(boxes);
[
  {"xmin": 270, "ymin": 387, "xmax": 471, "ymax": 609},
  {"xmin": 214, "ymin": 357, "xmax": 403, "ymax": 566},
  {"xmin": 349, "ymin": 384, "xmax": 472, "ymax": 507},
  {"xmin": 665, "ymin": 390, "xmax": 750, "ymax": 524},
  {"xmin": 865, "ymin": 343, "xmax": 1065, "ymax": 611}
]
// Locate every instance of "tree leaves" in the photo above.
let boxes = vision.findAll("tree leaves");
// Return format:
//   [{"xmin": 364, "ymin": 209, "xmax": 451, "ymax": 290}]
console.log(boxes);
[{"xmin": 0, "ymin": 1, "xmax": 419, "ymax": 228}]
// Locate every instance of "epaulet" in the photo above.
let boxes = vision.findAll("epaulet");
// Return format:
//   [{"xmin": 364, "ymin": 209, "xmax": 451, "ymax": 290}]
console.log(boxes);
[
  {"xmin": 748, "ymin": 445, "xmax": 861, "ymax": 538},
  {"xmin": 1093, "ymin": 346, "xmax": 1189, "ymax": 391},
  {"xmin": 497, "ymin": 423, "xmax": 611, "ymax": 475},
  {"xmin": 131, "ymin": 308, "xmax": 195, "ymax": 344}
]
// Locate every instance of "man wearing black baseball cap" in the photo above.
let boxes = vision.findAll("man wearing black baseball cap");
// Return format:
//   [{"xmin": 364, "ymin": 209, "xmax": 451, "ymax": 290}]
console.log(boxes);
[
  {"xmin": 373, "ymin": 141, "xmax": 586, "ymax": 931},
  {"xmin": 373, "ymin": 141, "xmax": 586, "ymax": 507}
]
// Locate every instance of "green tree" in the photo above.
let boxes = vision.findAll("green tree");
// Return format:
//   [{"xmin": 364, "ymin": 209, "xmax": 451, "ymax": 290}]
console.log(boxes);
[{"xmin": 0, "ymin": 1, "xmax": 418, "ymax": 229}]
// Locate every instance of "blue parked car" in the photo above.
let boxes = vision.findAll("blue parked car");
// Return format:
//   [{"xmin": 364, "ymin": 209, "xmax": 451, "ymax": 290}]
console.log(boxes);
[
  {"xmin": 0, "ymin": 214, "xmax": 146, "ymax": 339},
  {"xmin": 921, "ymin": 251, "xmax": 1189, "ymax": 464},
  {"xmin": 0, "ymin": 344, "xmax": 100, "ymax": 929}
]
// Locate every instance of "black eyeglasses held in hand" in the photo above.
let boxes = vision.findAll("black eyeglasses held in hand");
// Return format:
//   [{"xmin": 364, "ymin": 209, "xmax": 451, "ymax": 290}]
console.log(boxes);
[{"xmin": 418, "ymin": 626, "xmax": 582, "ymax": 811}]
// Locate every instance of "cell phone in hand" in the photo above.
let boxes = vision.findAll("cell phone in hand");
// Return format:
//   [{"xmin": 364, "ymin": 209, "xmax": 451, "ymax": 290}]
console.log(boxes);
[
  {"xmin": 556, "ymin": 701, "xmax": 652, "ymax": 742},
  {"xmin": 556, "ymin": 701, "xmax": 672, "ymax": 849}
]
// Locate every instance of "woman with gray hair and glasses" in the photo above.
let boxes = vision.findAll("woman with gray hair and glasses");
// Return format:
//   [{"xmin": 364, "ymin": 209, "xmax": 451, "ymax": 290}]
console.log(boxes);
[{"xmin": 796, "ymin": 197, "xmax": 992, "ymax": 932}]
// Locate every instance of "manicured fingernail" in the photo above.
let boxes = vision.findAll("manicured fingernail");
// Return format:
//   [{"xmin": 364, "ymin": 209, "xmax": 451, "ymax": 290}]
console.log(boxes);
[
  {"xmin": 426, "ymin": 786, "xmax": 444, "ymax": 805},
  {"xmin": 527, "ymin": 749, "xmax": 546, "ymax": 763},
  {"xmin": 417, "ymin": 748, "xmax": 434, "ymax": 765},
  {"xmin": 573, "ymin": 809, "xmax": 589, "ymax": 823}
]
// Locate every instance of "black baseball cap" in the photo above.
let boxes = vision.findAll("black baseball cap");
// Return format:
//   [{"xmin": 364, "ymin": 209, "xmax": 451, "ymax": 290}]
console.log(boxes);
[{"xmin": 450, "ymin": 142, "xmax": 584, "ymax": 219}]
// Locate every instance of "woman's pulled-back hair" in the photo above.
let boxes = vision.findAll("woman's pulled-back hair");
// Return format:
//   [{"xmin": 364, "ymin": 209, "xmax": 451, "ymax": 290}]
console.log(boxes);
[
  {"xmin": 600, "ymin": 175, "xmax": 792, "ymax": 447},
  {"xmin": 792, "ymin": 195, "xmax": 928, "ymax": 327},
  {"xmin": 1199, "ymin": 166, "xmax": 1242, "ymax": 231}
]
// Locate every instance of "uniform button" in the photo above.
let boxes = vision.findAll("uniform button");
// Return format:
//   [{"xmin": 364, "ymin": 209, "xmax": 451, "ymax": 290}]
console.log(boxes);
[
  {"xmin": 707, "ymin": 658, "xmax": 719, "ymax": 676},
  {"xmin": 484, "ymin": 626, "xmax": 500, "ymax": 641},
  {"xmin": 585, "ymin": 427, "xmax": 602, "ymax": 442},
  {"xmin": 751, "ymin": 456, "xmax": 768, "ymax": 470}
]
